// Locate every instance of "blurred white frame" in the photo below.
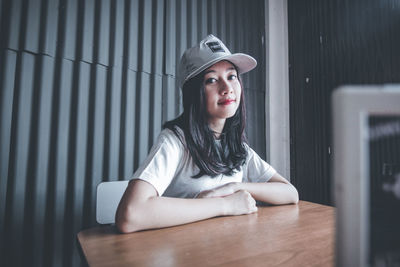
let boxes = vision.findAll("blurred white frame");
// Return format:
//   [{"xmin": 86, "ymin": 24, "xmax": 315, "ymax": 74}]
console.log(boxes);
[{"xmin": 332, "ymin": 85, "xmax": 400, "ymax": 267}]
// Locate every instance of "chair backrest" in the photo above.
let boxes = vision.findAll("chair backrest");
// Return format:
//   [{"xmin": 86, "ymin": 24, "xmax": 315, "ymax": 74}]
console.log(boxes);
[{"xmin": 96, "ymin": 180, "xmax": 129, "ymax": 224}]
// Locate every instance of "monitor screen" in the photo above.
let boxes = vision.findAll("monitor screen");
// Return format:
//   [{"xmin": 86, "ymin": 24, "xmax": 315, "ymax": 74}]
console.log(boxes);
[{"xmin": 368, "ymin": 115, "xmax": 400, "ymax": 266}]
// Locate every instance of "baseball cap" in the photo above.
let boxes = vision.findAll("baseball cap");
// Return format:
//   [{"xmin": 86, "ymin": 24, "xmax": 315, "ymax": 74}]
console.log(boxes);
[{"xmin": 178, "ymin": 34, "xmax": 257, "ymax": 88}]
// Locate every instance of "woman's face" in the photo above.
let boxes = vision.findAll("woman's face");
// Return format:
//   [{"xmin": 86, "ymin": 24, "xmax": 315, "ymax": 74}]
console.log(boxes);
[{"xmin": 203, "ymin": 60, "xmax": 241, "ymax": 127}]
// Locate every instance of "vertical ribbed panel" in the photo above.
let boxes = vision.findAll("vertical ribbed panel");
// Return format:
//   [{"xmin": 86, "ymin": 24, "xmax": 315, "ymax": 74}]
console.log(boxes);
[
  {"xmin": 0, "ymin": 0, "xmax": 266, "ymax": 266},
  {"xmin": 288, "ymin": 0, "xmax": 400, "ymax": 205}
]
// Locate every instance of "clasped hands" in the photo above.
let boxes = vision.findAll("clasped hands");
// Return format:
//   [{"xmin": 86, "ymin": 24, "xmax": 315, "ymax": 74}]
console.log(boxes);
[{"xmin": 196, "ymin": 182, "xmax": 258, "ymax": 215}]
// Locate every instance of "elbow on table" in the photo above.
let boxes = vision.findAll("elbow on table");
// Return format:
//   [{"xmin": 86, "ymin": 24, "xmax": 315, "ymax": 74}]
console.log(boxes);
[
  {"xmin": 291, "ymin": 185, "xmax": 299, "ymax": 204},
  {"xmin": 115, "ymin": 206, "xmax": 141, "ymax": 234},
  {"xmin": 292, "ymin": 193, "xmax": 299, "ymax": 204},
  {"xmin": 116, "ymin": 220, "xmax": 135, "ymax": 234}
]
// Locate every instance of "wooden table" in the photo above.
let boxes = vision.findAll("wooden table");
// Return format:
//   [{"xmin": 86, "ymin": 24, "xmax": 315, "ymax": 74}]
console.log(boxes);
[{"xmin": 77, "ymin": 201, "xmax": 335, "ymax": 267}]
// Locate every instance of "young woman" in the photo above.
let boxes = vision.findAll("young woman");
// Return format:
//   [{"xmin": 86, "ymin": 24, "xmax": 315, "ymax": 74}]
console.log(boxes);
[{"xmin": 116, "ymin": 35, "xmax": 299, "ymax": 233}]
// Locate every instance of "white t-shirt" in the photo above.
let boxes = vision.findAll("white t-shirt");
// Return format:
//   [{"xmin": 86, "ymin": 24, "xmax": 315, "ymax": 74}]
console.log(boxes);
[{"xmin": 132, "ymin": 128, "xmax": 277, "ymax": 198}]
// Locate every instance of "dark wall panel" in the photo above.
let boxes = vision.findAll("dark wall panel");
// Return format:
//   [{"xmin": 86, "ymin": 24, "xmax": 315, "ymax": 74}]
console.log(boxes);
[
  {"xmin": 0, "ymin": 51, "xmax": 17, "ymax": 244},
  {"xmin": 288, "ymin": 0, "xmax": 400, "ymax": 205},
  {"xmin": 0, "ymin": 0, "xmax": 267, "ymax": 266}
]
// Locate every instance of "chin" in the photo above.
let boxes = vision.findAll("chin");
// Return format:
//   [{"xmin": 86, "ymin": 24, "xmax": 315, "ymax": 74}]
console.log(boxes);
[
  {"xmin": 209, "ymin": 106, "xmax": 239, "ymax": 120},
  {"xmin": 220, "ymin": 110, "xmax": 237, "ymax": 119}
]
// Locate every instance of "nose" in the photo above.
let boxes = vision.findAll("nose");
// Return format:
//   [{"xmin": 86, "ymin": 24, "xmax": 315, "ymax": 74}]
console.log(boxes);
[{"xmin": 219, "ymin": 79, "xmax": 233, "ymax": 95}]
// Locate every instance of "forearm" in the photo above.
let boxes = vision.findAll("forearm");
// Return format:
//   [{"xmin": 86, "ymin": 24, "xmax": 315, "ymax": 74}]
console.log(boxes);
[
  {"xmin": 116, "ymin": 196, "xmax": 226, "ymax": 233},
  {"xmin": 236, "ymin": 182, "xmax": 299, "ymax": 205}
]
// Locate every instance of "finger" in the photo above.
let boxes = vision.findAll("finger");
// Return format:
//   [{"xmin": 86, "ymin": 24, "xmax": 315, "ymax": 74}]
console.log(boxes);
[{"xmin": 197, "ymin": 190, "xmax": 213, "ymax": 198}]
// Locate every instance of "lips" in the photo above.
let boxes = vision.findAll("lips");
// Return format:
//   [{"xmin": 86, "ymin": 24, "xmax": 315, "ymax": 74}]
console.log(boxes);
[{"xmin": 218, "ymin": 99, "xmax": 236, "ymax": 105}]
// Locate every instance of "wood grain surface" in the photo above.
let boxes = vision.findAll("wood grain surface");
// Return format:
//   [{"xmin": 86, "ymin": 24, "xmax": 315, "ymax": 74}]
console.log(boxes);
[{"xmin": 77, "ymin": 201, "xmax": 334, "ymax": 267}]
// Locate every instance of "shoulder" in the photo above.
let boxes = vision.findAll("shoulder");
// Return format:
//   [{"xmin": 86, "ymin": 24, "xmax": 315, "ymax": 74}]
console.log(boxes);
[
  {"xmin": 243, "ymin": 143, "xmax": 255, "ymax": 159},
  {"xmin": 137, "ymin": 128, "xmax": 187, "ymax": 172},
  {"xmin": 158, "ymin": 127, "xmax": 186, "ymax": 149},
  {"xmin": 242, "ymin": 143, "xmax": 268, "ymax": 166}
]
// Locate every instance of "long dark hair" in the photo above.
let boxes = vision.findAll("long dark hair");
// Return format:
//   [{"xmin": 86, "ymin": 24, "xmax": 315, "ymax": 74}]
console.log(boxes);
[{"xmin": 163, "ymin": 63, "xmax": 247, "ymax": 178}]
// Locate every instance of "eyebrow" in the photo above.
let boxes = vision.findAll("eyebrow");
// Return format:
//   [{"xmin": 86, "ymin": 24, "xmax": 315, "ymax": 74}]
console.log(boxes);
[{"xmin": 204, "ymin": 67, "xmax": 236, "ymax": 75}]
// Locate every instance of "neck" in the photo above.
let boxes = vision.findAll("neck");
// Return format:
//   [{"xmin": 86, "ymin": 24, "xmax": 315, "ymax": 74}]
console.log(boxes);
[{"xmin": 208, "ymin": 118, "xmax": 225, "ymax": 139}]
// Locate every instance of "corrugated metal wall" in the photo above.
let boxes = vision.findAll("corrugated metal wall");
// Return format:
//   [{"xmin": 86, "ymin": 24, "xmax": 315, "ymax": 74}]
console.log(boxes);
[{"xmin": 0, "ymin": 0, "xmax": 266, "ymax": 266}]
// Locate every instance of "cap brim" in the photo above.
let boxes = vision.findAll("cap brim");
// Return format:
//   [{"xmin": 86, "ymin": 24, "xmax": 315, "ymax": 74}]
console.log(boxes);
[{"xmin": 182, "ymin": 53, "xmax": 257, "ymax": 87}]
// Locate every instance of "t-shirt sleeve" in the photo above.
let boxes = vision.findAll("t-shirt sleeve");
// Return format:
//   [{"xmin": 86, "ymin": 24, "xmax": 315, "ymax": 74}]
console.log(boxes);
[
  {"xmin": 242, "ymin": 144, "xmax": 277, "ymax": 183},
  {"xmin": 131, "ymin": 129, "xmax": 184, "ymax": 196}
]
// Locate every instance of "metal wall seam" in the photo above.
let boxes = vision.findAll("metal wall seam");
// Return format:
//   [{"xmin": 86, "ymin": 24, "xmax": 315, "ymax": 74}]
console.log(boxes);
[
  {"xmin": 134, "ymin": 71, "xmax": 151, "ymax": 170},
  {"xmin": 6, "ymin": 0, "xmax": 22, "ymax": 50},
  {"xmin": 63, "ymin": 0, "xmax": 78, "ymax": 61},
  {"xmin": 98, "ymin": 0, "xmax": 111, "ymax": 66},
  {"xmin": 48, "ymin": 59, "xmax": 74, "ymax": 267},
  {"xmin": 121, "ymin": 70, "xmax": 138, "ymax": 180},
  {"xmin": 81, "ymin": 0, "xmax": 94, "ymax": 63},
  {"xmin": 187, "ymin": 0, "xmax": 197, "ymax": 50},
  {"xmin": 164, "ymin": 0, "xmax": 176, "ymax": 76},
  {"xmin": 197, "ymin": 0, "xmax": 208, "ymax": 41},
  {"xmin": 28, "ymin": 55, "xmax": 55, "ymax": 267},
  {"xmin": 176, "ymin": 0, "xmax": 187, "ymax": 68},
  {"xmin": 24, "ymin": 0, "xmax": 41, "ymax": 53},
  {"xmin": 0, "ymin": 50, "xmax": 17, "ymax": 264},
  {"xmin": 138, "ymin": 0, "xmax": 152, "ymax": 73},
  {"xmin": 152, "ymin": 0, "xmax": 164, "ymax": 76},
  {"xmin": 66, "ymin": 61, "xmax": 91, "ymax": 267},
  {"xmin": 107, "ymin": 66, "xmax": 123, "ymax": 182},
  {"xmin": 0, "ymin": 51, "xmax": 15, "ymax": 213},
  {"xmin": 5, "ymin": 52, "xmax": 36, "ymax": 267}
]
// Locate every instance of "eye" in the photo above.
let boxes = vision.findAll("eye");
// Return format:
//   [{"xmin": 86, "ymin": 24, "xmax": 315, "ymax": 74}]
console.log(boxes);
[
  {"xmin": 228, "ymin": 74, "xmax": 237, "ymax": 80},
  {"xmin": 205, "ymin": 77, "xmax": 217, "ymax": 84}
]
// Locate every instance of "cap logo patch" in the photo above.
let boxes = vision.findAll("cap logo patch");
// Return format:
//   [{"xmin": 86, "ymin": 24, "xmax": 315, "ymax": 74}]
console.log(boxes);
[{"xmin": 206, "ymin": 41, "xmax": 225, "ymax": 53}]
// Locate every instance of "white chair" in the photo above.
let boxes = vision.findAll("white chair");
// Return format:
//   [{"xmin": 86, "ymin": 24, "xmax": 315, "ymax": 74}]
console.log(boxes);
[{"xmin": 96, "ymin": 180, "xmax": 129, "ymax": 224}]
